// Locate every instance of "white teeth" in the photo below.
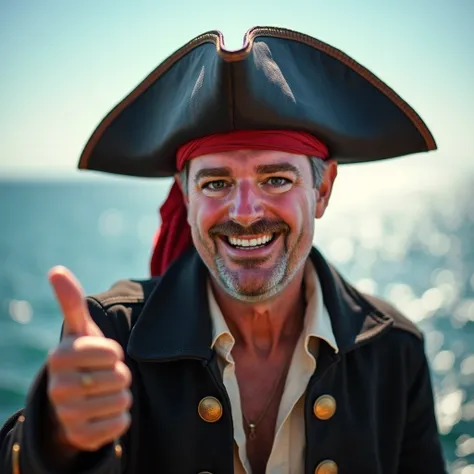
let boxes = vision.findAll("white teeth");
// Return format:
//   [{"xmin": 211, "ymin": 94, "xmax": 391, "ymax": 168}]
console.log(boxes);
[{"xmin": 227, "ymin": 233, "xmax": 274, "ymax": 248}]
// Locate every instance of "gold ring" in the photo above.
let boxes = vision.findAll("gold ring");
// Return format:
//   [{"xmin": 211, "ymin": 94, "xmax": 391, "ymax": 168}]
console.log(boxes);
[{"xmin": 80, "ymin": 373, "xmax": 94, "ymax": 388}]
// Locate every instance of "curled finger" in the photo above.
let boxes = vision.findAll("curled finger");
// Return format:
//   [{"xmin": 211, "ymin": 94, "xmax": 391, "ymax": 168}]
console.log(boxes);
[
  {"xmin": 64, "ymin": 412, "xmax": 131, "ymax": 452},
  {"xmin": 56, "ymin": 390, "xmax": 132, "ymax": 426},
  {"xmin": 48, "ymin": 337, "xmax": 123, "ymax": 372},
  {"xmin": 48, "ymin": 361, "xmax": 131, "ymax": 404}
]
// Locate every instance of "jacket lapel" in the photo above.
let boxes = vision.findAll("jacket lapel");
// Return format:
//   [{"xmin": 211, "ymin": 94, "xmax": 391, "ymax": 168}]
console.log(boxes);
[
  {"xmin": 128, "ymin": 247, "xmax": 213, "ymax": 362},
  {"xmin": 309, "ymin": 248, "xmax": 394, "ymax": 354}
]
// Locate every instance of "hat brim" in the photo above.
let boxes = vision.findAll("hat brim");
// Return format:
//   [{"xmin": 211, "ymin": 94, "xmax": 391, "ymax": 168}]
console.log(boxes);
[{"xmin": 78, "ymin": 26, "xmax": 436, "ymax": 178}]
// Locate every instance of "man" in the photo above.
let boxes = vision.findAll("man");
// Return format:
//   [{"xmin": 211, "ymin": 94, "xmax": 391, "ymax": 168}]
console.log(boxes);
[{"xmin": 1, "ymin": 27, "xmax": 447, "ymax": 473}]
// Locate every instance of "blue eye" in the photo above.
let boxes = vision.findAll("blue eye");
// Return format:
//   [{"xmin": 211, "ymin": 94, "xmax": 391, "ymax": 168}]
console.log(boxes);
[
  {"xmin": 266, "ymin": 177, "xmax": 291, "ymax": 187},
  {"xmin": 203, "ymin": 180, "xmax": 228, "ymax": 191}
]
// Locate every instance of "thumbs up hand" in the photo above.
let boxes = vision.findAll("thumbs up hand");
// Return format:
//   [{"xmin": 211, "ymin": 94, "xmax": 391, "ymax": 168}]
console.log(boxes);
[{"xmin": 46, "ymin": 267, "xmax": 132, "ymax": 453}]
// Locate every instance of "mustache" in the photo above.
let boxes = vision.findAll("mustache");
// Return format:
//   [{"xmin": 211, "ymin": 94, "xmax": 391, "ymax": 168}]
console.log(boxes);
[{"xmin": 209, "ymin": 219, "xmax": 290, "ymax": 237}]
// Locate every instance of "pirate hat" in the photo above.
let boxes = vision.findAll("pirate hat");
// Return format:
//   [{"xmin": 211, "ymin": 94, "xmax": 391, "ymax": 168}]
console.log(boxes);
[{"xmin": 78, "ymin": 26, "xmax": 436, "ymax": 177}]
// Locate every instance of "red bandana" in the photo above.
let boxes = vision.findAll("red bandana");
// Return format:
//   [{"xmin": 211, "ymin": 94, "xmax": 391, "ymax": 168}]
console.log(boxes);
[{"xmin": 150, "ymin": 130, "xmax": 329, "ymax": 276}]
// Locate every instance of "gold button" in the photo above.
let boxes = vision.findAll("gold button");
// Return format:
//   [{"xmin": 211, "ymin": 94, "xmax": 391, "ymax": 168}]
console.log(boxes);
[
  {"xmin": 114, "ymin": 443, "xmax": 122, "ymax": 458},
  {"xmin": 313, "ymin": 395, "xmax": 336, "ymax": 420},
  {"xmin": 12, "ymin": 443, "xmax": 20, "ymax": 474},
  {"xmin": 198, "ymin": 396, "xmax": 222, "ymax": 423},
  {"xmin": 315, "ymin": 459, "xmax": 338, "ymax": 474}
]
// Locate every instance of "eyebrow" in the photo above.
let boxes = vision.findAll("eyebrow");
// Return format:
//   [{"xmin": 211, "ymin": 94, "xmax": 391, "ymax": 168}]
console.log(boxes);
[
  {"xmin": 193, "ymin": 167, "xmax": 232, "ymax": 184},
  {"xmin": 255, "ymin": 163, "xmax": 301, "ymax": 176}
]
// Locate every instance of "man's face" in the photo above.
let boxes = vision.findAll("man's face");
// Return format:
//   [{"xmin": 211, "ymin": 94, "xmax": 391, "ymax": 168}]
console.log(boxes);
[{"xmin": 184, "ymin": 150, "xmax": 334, "ymax": 302}]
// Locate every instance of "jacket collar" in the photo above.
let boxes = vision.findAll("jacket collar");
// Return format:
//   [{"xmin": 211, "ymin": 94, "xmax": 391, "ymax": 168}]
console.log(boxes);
[{"xmin": 128, "ymin": 247, "xmax": 394, "ymax": 362}]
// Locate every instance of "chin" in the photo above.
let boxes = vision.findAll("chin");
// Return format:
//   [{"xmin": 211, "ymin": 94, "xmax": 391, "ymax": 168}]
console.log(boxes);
[{"xmin": 214, "ymin": 259, "xmax": 289, "ymax": 302}]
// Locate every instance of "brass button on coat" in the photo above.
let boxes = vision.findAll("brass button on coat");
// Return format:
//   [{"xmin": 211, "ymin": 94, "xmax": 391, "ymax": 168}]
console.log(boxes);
[
  {"xmin": 198, "ymin": 396, "xmax": 222, "ymax": 423},
  {"xmin": 313, "ymin": 395, "xmax": 336, "ymax": 420},
  {"xmin": 114, "ymin": 443, "xmax": 122, "ymax": 458},
  {"xmin": 315, "ymin": 459, "xmax": 338, "ymax": 474}
]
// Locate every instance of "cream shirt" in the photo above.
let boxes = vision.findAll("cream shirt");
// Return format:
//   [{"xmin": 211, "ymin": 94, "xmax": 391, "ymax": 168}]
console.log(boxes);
[{"xmin": 208, "ymin": 259, "xmax": 339, "ymax": 474}]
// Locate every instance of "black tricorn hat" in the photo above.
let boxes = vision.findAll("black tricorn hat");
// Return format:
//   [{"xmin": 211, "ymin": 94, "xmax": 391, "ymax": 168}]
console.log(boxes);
[{"xmin": 78, "ymin": 27, "xmax": 436, "ymax": 178}]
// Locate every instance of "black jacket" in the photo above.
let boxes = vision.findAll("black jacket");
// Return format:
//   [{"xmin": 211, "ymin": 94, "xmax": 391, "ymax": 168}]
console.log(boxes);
[{"xmin": 0, "ymin": 247, "xmax": 447, "ymax": 473}]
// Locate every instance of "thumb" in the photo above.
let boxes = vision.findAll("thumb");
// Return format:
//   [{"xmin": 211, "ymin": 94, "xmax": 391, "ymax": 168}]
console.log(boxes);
[{"xmin": 48, "ymin": 266, "xmax": 104, "ymax": 337}]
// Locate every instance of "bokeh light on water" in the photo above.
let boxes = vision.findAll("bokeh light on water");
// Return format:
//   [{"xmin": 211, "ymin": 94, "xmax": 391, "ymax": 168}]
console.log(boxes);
[{"xmin": 0, "ymin": 173, "xmax": 473, "ymax": 471}]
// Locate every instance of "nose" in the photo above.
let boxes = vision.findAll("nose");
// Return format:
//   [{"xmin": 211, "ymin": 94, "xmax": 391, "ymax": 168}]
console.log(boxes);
[{"xmin": 229, "ymin": 181, "xmax": 264, "ymax": 227}]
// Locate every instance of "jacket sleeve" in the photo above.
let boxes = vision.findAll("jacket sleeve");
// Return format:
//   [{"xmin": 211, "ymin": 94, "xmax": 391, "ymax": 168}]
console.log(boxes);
[
  {"xmin": 0, "ymin": 297, "xmax": 130, "ymax": 474},
  {"xmin": 397, "ymin": 337, "xmax": 448, "ymax": 474}
]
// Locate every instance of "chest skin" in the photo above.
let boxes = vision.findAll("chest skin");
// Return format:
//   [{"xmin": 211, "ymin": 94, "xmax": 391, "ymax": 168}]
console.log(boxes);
[{"xmin": 235, "ymin": 355, "xmax": 291, "ymax": 474}]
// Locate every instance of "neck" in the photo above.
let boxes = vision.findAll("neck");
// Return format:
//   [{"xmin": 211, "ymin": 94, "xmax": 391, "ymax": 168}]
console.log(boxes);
[{"xmin": 210, "ymin": 266, "xmax": 306, "ymax": 359}]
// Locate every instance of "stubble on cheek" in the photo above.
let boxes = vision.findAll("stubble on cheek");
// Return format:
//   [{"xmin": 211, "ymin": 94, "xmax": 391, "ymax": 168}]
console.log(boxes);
[{"xmin": 193, "ymin": 224, "xmax": 217, "ymax": 265}]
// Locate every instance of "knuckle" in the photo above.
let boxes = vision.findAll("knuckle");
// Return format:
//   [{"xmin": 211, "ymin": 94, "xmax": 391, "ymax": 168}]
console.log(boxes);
[
  {"xmin": 106, "ymin": 340, "xmax": 124, "ymax": 362},
  {"xmin": 115, "ymin": 362, "xmax": 132, "ymax": 387},
  {"xmin": 120, "ymin": 411, "xmax": 132, "ymax": 431},
  {"xmin": 111, "ymin": 412, "xmax": 131, "ymax": 438},
  {"xmin": 92, "ymin": 336, "xmax": 120, "ymax": 351},
  {"xmin": 101, "ymin": 414, "xmax": 131, "ymax": 441},
  {"xmin": 112, "ymin": 368, "xmax": 124, "ymax": 386},
  {"xmin": 118, "ymin": 390, "xmax": 133, "ymax": 410},
  {"xmin": 96, "ymin": 340, "xmax": 122, "ymax": 362},
  {"xmin": 109, "ymin": 337, "xmax": 124, "ymax": 352}
]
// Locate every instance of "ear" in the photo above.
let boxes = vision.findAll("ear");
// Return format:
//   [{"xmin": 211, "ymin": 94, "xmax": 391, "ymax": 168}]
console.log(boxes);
[
  {"xmin": 174, "ymin": 173, "xmax": 189, "ymax": 208},
  {"xmin": 315, "ymin": 159, "xmax": 337, "ymax": 219}
]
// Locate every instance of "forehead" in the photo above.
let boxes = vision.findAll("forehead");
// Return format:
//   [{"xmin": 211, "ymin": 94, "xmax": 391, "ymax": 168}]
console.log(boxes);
[{"xmin": 187, "ymin": 149, "xmax": 309, "ymax": 175}]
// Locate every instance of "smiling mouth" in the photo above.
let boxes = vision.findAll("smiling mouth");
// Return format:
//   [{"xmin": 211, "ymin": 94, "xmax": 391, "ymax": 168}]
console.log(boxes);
[{"xmin": 221, "ymin": 233, "xmax": 277, "ymax": 250}]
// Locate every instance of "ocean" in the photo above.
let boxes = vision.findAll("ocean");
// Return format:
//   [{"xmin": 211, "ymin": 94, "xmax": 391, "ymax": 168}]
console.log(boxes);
[{"xmin": 0, "ymin": 175, "xmax": 473, "ymax": 471}]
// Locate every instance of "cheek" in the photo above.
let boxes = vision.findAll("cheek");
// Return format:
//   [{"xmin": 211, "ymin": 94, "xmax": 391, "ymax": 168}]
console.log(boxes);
[
  {"xmin": 188, "ymin": 195, "xmax": 225, "ymax": 232},
  {"xmin": 271, "ymin": 191, "xmax": 315, "ymax": 226}
]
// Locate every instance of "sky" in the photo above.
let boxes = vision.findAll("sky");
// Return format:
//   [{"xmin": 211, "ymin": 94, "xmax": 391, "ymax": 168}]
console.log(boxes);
[{"xmin": 0, "ymin": 0, "xmax": 473, "ymax": 187}]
